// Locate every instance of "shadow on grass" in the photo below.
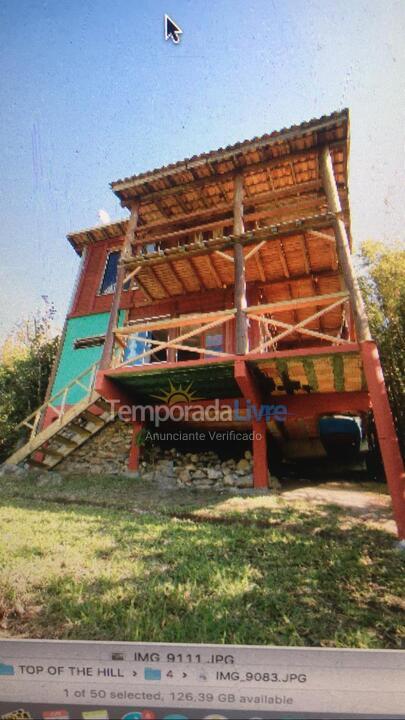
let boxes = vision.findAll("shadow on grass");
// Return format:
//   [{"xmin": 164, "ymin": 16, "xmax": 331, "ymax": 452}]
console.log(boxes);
[{"xmin": 1, "ymin": 496, "xmax": 404, "ymax": 649}]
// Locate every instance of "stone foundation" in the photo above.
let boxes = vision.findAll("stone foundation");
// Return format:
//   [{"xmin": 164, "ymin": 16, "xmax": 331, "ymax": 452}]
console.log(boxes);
[
  {"xmin": 32, "ymin": 419, "xmax": 279, "ymax": 490},
  {"xmin": 57, "ymin": 419, "xmax": 133, "ymax": 475},
  {"xmin": 142, "ymin": 448, "xmax": 255, "ymax": 490}
]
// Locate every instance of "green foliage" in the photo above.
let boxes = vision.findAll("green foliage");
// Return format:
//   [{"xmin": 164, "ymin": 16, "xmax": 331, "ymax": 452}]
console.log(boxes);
[
  {"xmin": 0, "ymin": 305, "xmax": 60, "ymax": 462},
  {"xmin": 359, "ymin": 241, "xmax": 405, "ymax": 450}
]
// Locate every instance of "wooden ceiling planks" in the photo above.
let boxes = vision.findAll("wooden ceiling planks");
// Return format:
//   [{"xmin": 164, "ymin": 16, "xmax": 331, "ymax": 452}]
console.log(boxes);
[
  {"xmin": 255, "ymin": 352, "xmax": 364, "ymax": 396},
  {"xmin": 110, "ymin": 111, "xmax": 349, "ymax": 226}
]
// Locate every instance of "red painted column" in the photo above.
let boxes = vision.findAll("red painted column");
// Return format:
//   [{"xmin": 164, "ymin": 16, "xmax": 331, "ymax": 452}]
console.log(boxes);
[
  {"xmin": 252, "ymin": 418, "xmax": 269, "ymax": 488},
  {"xmin": 361, "ymin": 341, "xmax": 405, "ymax": 539},
  {"xmin": 234, "ymin": 359, "xmax": 268, "ymax": 489},
  {"xmin": 128, "ymin": 421, "xmax": 144, "ymax": 472}
]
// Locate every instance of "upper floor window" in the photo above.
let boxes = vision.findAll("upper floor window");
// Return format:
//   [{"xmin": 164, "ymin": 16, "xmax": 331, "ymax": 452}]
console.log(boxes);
[
  {"xmin": 142, "ymin": 242, "xmax": 157, "ymax": 255},
  {"xmin": 99, "ymin": 251, "xmax": 131, "ymax": 295}
]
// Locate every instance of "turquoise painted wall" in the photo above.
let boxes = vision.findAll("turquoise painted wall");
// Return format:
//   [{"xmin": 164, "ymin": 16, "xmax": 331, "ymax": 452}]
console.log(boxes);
[{"xmin": 51, "ymin": 312, "xmax": 124, "ymax": 405}]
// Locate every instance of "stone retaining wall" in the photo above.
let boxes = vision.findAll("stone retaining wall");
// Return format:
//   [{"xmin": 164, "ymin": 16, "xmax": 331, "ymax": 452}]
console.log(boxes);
[
  {"xmin": 30, "ymin": 419, "xmax": 279, "ymax": 489},
  {"xmin": 57, "ymin": 419, "xmax": 132, "ymax": 475}
]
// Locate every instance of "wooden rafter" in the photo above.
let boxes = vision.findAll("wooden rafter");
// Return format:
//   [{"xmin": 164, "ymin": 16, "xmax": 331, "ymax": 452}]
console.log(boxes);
[
  {"xmin": 189, "ymin": 257, "xmax": 205, "ymax": 290},
  {"xmin": 301, "ymin": 235, "xmax": 311, "ymax": 275},
  {"xmin": 167, "ymin": 261, "xmax": 187, "ymax": 293},
  {"xmin": 277, "ymin": 239, "xmax": 290, "ymax": 278},
  {"xmin": 149, "ymin": 267, "xmax": 171, "ymax": 297},
  {"xmin": 135, "ymin": 276, "xmax": 154, "ymax": 302},
  {"xmin": 205, "ymin": 254, "xmax": 223, "ymax": 287},
  {"xmin": 153, "ymin": 196, "xmax": 172, "ymax": 219}
]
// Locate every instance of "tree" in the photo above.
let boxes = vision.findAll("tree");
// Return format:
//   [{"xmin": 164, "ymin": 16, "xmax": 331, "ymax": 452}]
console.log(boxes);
[
  {"xmin": 0, "ymin": 303, "xmax": 60, "ymax": 462},
  {"xmin": 359, "ymin": 241, "xmax": 405, "ymax": 454}
]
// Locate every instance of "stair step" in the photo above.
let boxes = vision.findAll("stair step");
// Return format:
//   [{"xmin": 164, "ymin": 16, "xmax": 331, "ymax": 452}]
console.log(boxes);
[
  {"xmin": 81, "ymin": 410, "xmax": 105, "ymax": 428},
  {"xmin": 54, "ymin": 435, "xmax": 78, "ymax": 450},
  {"xmin": 69, "ymin": 423, "xmax": 92, "ymax": 438},
  {"xmin": 42, "ymin": 447, "xmax": 65, "ymax": 460},
  {"xmin": 94, "ymin": 398, "xmax": 112, "ymax": 413}
]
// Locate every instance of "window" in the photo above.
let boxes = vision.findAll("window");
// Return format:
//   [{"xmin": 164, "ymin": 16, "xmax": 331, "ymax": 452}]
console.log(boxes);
[
  {"xmin": 142, "ymin": 242, "xmax": 157, "ymax": 255},
  {"xmin": 177, "ymin": 326, "xmax": 201, "ymax": 362},
  {"xmin": 99, "ymin": 251, "xmax": 131, "ymax": 295},
  {"xmin": 205, "ymin": 332, "xmax": 223, "ymax": 357},
  {"xmin": 123, "ymin": 330, "xmax": 168, "ymax": 365},
  {"xmin": 100, "ymin": 251, "xmax": 120, "ymax": 294}
]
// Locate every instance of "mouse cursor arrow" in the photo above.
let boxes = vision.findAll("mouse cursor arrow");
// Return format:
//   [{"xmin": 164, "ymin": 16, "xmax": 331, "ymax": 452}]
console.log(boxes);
[{"xmin": 164, "ymin": 14, "xmax": 183, "ymax": 44}]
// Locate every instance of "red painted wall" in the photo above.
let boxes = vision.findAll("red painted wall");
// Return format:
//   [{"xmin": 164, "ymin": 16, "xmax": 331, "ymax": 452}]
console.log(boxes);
[
  {"xmin": 70, "ymin": 237, "xmax": 150, "ymax": 318},
  {"xmin": 68, "ymin": 238, "xmax": 262, "ymax": 350}
]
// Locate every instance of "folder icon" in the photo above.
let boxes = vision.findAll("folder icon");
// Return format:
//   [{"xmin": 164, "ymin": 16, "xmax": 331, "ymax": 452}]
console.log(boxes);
[
  {"xmin": 144, "ymin": 667, "xmax": 161, "ymax": 681},
  {"xmin": 81, "ymin": 712, "xmax": 109, "ymax": 720},
  {"xmin": 0, "ymin": 662, "xmax": 15, "ymax": 676}
]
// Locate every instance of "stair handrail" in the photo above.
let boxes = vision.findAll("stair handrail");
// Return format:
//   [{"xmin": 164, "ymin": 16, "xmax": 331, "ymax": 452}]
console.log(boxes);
[{"xmin": 15, "ymin": 361, "xmax": 100, "ymax": 441}]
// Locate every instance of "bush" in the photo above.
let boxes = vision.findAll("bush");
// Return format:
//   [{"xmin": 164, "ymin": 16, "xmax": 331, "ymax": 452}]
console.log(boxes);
[{"xmin": 0, "ymin": 306, "xmax": 59, "ymax": 462}]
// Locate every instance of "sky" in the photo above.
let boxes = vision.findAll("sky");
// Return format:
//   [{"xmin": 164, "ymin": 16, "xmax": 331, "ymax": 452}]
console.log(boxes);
[{"xmin": 0, "ymin": 0, "xmax": 404, "ymax": 342}]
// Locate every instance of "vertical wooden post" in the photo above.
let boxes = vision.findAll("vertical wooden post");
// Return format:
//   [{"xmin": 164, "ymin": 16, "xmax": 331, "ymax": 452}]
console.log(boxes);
[
  {"xmin": 233, "ymin": 174, "xmax": 248, "ymax": 354},
  {"xmin": 128, "ymin": 421, "xmax": 144, "ymax": 472},
  {"xmin": 252, "ymin": 418, "xmax": 269, "ymax": 488},
  {"xmin": 320, "ymin": 146, "xmax": 371, "ymax": 342},
  {"xmin": 361, "ymin": 341, "xmax": 405, "ymax": 539},
  {"xmin": 100, "ymin": 202, "xmax": 140, "ymax": 369}
]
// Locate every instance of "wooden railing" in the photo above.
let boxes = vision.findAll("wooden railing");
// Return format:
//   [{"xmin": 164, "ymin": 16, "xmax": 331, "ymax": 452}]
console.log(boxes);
[
  {"xmin": 244, "ymin": 291, "xmax": 351, "ymax": 354},
  {"xmin": 112, "ymin": 309, "xmax": 236, "ymax": 369},
  {"xmin": 16, "ymin": 361, "xmax": 100, "ymax": 443},
  {"xmin": 111, "ymin": 291, "xmax": 351, "ymax": 369}
]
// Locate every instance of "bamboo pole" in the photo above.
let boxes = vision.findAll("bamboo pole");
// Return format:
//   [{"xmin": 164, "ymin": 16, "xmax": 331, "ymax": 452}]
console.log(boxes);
[
  {"xmin": 100, "ymin": 202, "xmax": 140, "ymax": 369},
  {"xmin": 233, "ymin": 174, "xmax": 248, "ymax": 354},
  {"xmin": 320, "ymin": 146, "xmax": 371, "ymax": 341}
]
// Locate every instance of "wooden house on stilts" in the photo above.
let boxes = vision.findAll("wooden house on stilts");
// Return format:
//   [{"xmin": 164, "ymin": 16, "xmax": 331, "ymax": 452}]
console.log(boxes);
[{"xmin": 5, "ymin": 110, "xmax": 405, "ymax": 539}]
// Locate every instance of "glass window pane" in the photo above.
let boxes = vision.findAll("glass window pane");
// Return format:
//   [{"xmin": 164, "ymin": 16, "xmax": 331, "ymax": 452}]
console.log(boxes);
[
  {"xmin": 100, "ymin": 251, "xmax": 120, "ymax": 294},
  {"xmin": 100, "ymin": 251, "xmax": 131, "ymax": 294},
  {"xmin": 205, "ymin": 333, "xmax": 223, "ymax": 353}
]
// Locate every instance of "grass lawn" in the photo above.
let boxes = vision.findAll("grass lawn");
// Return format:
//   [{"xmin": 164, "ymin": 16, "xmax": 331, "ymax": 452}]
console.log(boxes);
[{"xmin": 0, "ymin": 473, "xmax": 403, "ymax": 648}]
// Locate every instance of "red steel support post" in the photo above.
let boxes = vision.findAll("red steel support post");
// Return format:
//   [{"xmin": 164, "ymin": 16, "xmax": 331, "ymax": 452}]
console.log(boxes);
[
  {"xmin": 234, "ymin": 360, "xmax": 269, "ymax": 489},
  {"xmin": 361, "ymin": 341, "xmax": 405, "ymax": 539}
]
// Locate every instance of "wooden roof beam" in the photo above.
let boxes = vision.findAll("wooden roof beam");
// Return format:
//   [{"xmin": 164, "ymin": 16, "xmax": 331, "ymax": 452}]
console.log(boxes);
[
  {"xmin": 123, "ymin": 214, "xmax": 337, "ymax": 271},
  {"xmin": 137, "ymin": 189, "xmax": 327, "ymax": 246}
]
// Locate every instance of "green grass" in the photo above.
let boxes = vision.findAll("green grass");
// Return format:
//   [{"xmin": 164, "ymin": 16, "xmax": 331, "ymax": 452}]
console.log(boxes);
[{"xmin": 0, "ymin": 474, "xmax": 403, "ymax": 648}]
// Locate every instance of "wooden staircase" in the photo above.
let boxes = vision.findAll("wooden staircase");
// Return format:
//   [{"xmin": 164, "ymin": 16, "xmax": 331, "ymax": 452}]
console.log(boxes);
[{"xmin": 3, "ymin": 363, "xmax": 115, "ymax": 471}]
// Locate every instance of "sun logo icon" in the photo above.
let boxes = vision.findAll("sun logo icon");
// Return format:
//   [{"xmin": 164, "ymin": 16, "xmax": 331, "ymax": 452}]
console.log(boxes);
[{"xmin": 152, "ymin": 380, "xmax": 202, "ymax": 406}]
